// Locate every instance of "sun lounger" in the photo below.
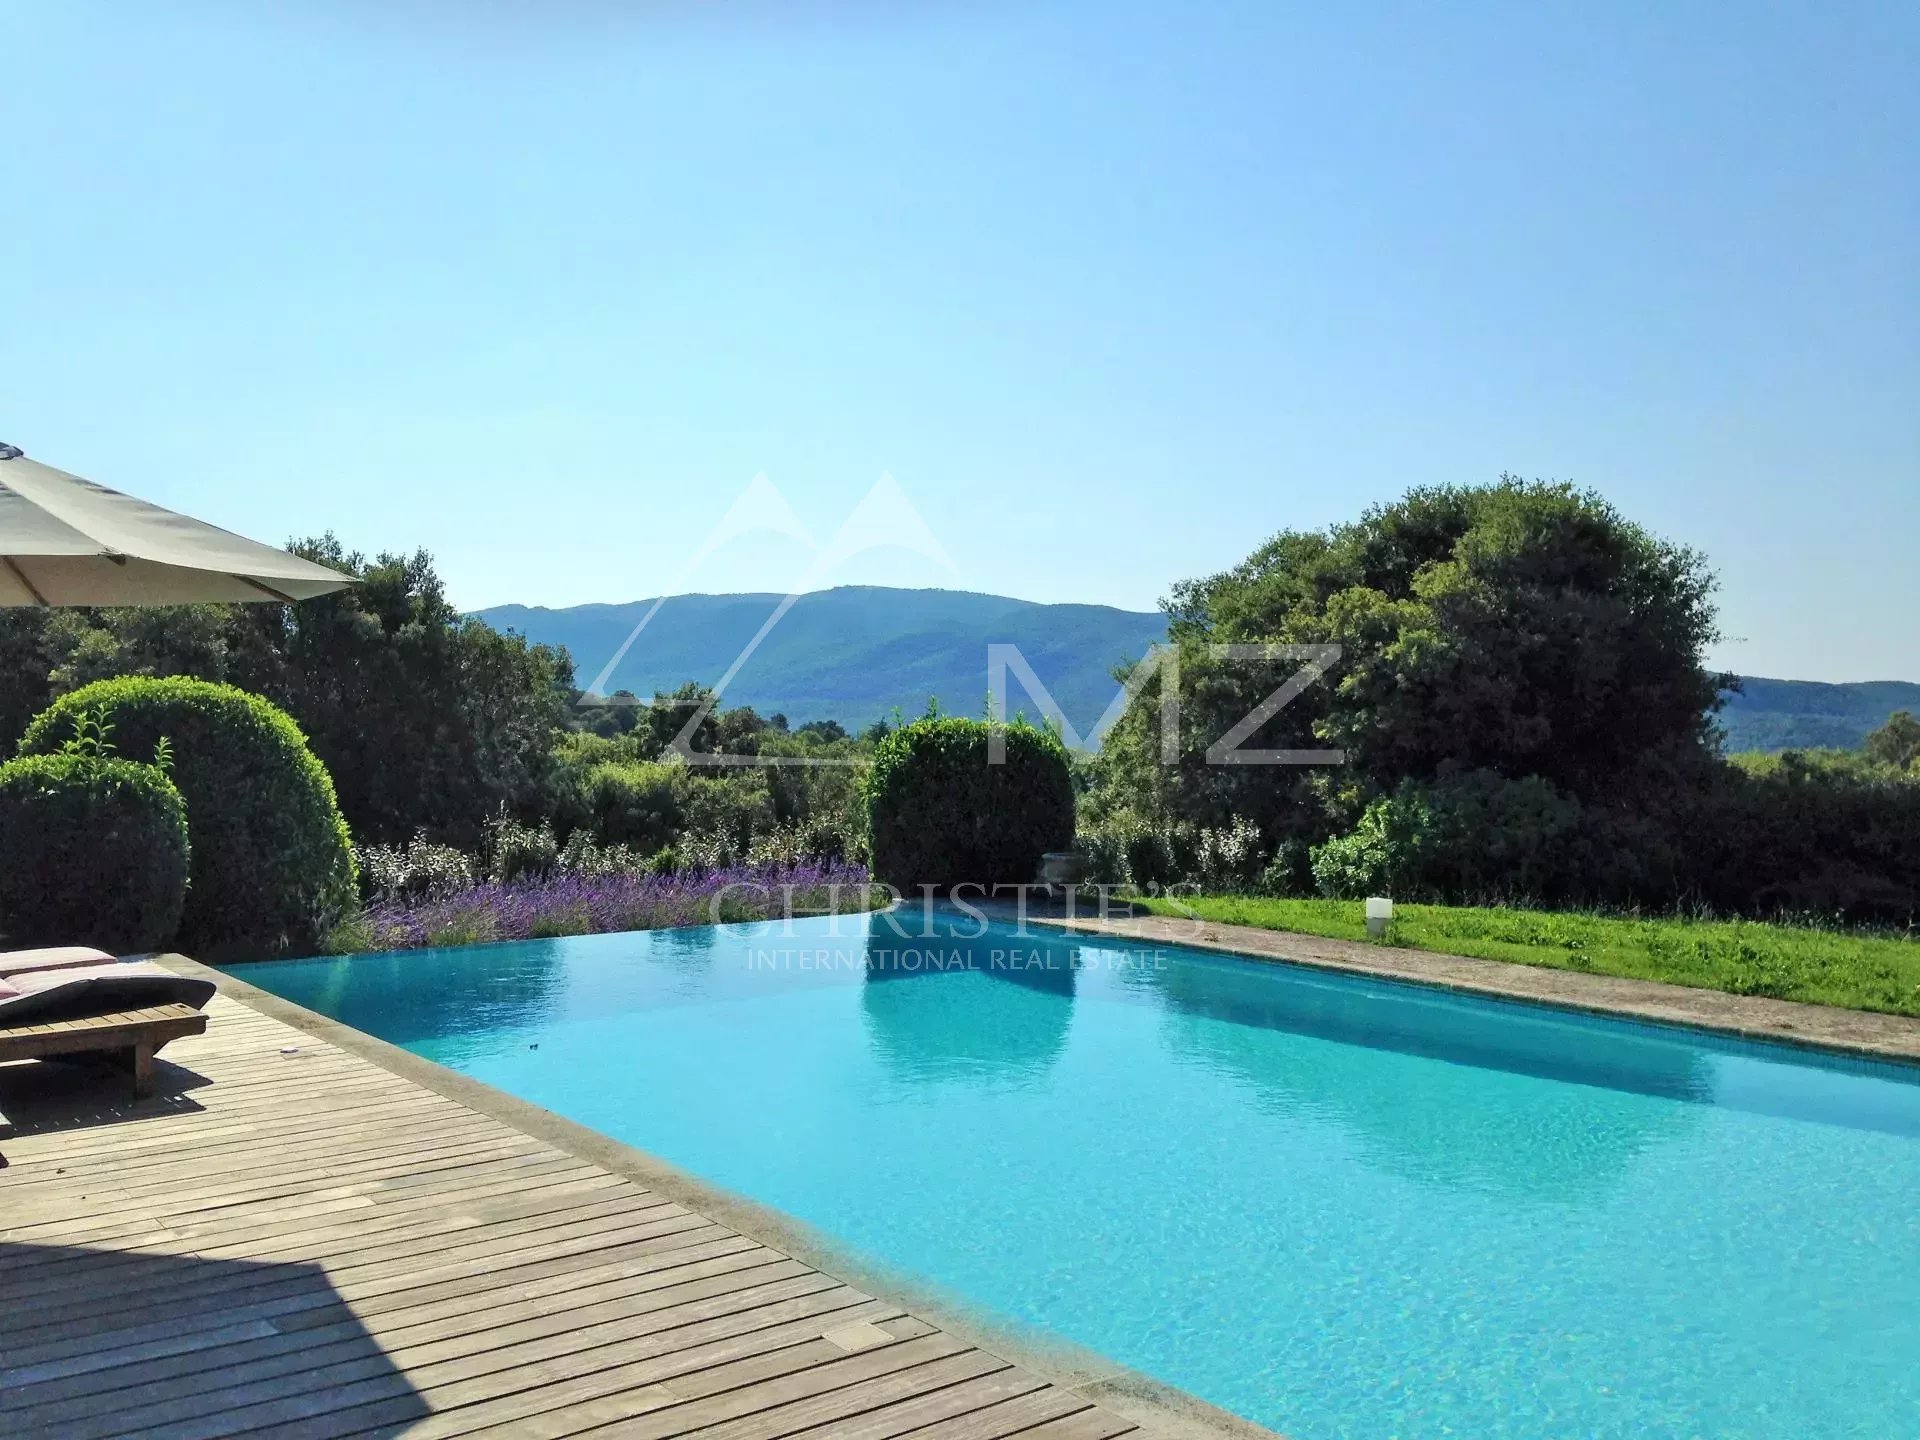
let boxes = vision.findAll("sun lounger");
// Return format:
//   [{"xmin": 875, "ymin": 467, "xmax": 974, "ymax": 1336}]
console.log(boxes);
[
  {"xmin": 0, "ymin": 961, "xmax": 216, "ymax": 1026},
  {"xmin": 0, "ymin": 952, "xmax": 215, "ymax": 1128},
  {"xmin": 0, "ymin": 945, "xmax": 119, "ymax": 976}
]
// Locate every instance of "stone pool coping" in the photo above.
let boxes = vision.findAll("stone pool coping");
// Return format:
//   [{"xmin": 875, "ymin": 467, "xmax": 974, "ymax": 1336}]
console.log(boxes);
[
  {"xmin": 1017, "ymin": 910, "xmax": 1920, "ymax": 1065},
  {"xmin": 172, "ymin": 953, "xmax": 1278, "ymax": 1440}
]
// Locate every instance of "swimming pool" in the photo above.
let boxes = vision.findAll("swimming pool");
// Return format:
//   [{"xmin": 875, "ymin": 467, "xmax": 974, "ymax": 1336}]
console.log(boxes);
[{"xmin": 236, "ymin": 910, "xmax": 1920, "ymax": 1438}]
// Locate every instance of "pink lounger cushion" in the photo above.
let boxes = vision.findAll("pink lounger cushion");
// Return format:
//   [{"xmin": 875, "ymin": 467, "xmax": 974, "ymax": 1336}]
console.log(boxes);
[
  {"xmin": 0, "ymin": 961, "xmax": 215, "ymax": 1026},
  {"xmin": 0, "ymin": 946, "xmax": 117, "ymax": 978}
]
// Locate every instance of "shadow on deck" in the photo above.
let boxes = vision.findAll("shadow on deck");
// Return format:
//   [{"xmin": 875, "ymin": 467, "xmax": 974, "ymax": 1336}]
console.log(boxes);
[
  {"xmin": 0, "ymin": 1051, "xmax": 210, "ymax": 1151},
  {"xmin": 0, "ymin": 1241, "xmax": 429, "ymax": 1439}
]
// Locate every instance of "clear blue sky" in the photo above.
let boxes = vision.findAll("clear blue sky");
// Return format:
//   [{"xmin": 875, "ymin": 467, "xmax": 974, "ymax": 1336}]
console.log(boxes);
[{"xmin": 3, "ymin": 1, "xmax": 1914, "ymax": 681}]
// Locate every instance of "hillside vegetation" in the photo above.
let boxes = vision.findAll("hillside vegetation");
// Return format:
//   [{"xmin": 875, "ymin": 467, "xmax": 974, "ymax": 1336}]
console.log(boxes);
[
  {"xmin": 478, "ymin": 587, "xmax": 1166, "ymax": 736},
  {"xmin": 480, "ymin": 587, "xmax": 1911, "ymax": 755},
  {"xmin": 2, "ymin": 487, "xmax": 1915, "ymax": 976},
  {"xmin": 1719, "ymin": 676, "xmax": 1920, "ymax": 752},
  {"xmin": 1081, "ymin": 478, "xmax": 1920, "ymax": 926}
]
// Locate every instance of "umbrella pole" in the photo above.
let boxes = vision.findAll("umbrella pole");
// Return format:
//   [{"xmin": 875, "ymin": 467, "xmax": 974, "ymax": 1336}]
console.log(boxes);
[
  {"xmin": 238, "ymin": 576, "xmax": 302, "ymax": 604},
  {"xmin": 2, "ymin": 558, "xmax": 49, "ymax": 607}
]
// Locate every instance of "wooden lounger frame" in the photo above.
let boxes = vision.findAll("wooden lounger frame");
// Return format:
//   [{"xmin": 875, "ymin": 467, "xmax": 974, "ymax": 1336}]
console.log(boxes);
[{"xmin": 0, "ymin": 1003, "xmax": 208, "ymax": 1134}]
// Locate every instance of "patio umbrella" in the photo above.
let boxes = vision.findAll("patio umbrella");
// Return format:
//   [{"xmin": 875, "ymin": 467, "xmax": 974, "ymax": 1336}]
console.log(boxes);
[{"xmin": 0, "ymin": 443, "xmax": 351, "ymax": 606}]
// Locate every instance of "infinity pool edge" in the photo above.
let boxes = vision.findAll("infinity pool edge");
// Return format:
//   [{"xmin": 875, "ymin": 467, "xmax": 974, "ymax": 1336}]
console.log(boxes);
[{"xmin": 1024, "ymin": 910, "xmax": 1920, "ymax": 1066}]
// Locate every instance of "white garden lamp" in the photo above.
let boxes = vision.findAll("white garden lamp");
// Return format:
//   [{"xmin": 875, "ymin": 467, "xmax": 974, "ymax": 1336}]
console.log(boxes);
[{"xmin": 1365, "ymin": 896, "xmax": 1394, "ymax": 938}]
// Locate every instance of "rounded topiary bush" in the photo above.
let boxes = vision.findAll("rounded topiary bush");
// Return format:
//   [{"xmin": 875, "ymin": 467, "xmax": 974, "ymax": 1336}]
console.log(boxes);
[
  {"xmin": 21, "ymin": 679, "xmax": 357, "ymax": 957},
  {"xmin": 0, "ymin": 753, "xmax": 190, "ymax": 953},
  {"xmin": 864, "ymin": 717, "xmax": 1075, "ymax": 892}
]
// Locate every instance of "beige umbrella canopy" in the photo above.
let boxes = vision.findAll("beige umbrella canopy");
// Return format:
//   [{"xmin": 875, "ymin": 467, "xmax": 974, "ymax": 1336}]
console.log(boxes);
[{"xmin": 0, "ymin": 443, "xmax": 352, "ymax": 607}]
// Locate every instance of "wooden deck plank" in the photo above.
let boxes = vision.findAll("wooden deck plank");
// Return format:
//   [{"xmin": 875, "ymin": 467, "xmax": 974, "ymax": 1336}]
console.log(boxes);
[
  {"xmin": 5, "ymin": 1231, "xmax": 766, "ymax": 1373},
  {"xmin": 615, "ymin": 1347, "xmax": 1012, "ymax": 1440},
  {"xmin": 0, "ymin": 1233, "xmax": 756, "ymax": 1426},
  {"xmin": 0, "ymin": 992, "xmax": 1158, "ymax": 1440},
  {"xmin": 1, "ymin": 1174, "xmax": 674, "ymax": 1309},
  {"xmin": 888, "ymin": 1386, "xmax": 1099, "ymax": 1439},
  {"xmin": 0, "ymin": 1117, "xmax": 520, "ymax": 1204},
  {"xmin": 1, "ymin": 1169, "xmax": 640, "ymax": 1288},
  {"xmin": 1010, "ymin": 1412, "xmax": 1144, "ymax": 1439},
  {"xmin": 0, "ymin": 1236, "xmax": 802, "ymax": 1429},
  {"xmin": 411, "ymin": 1336, "xmax": 982, "ymax": 1440},
  {"xmin": 101, "ymin": 1267, "xmax": 852, "ymax": 1440},
  {"xmin": 43, "ymin": 1261, "xmax": 828, "ymax": 1440},
  {"xmin": 779, "ymin": 1367, "xmax": 1060, "ymax": 1440},
  {"xmin": 3, "ymin": 1195, "xmax": 687, "ymax": 1357},
  {"xmin": 4, "ymin": 1133, "xmax": 564, "ymax": 1229}
]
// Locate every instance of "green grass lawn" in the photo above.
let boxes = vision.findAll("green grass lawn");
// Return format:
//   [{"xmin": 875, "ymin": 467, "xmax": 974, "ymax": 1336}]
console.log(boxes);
[{"xmin": 1133, "ymin": 894, "xmax": 1920, "ymax": 1017}]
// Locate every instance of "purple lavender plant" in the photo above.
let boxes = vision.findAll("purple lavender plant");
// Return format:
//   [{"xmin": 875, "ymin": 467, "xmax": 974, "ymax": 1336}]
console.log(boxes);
[{"xmin": 333, "ymin": 859, "xmax": 878, "ymax": 953}]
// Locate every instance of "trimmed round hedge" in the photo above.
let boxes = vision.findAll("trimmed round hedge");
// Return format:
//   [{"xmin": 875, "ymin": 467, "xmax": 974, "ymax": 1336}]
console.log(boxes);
[
  {"xmin": 864, "ymin": 717, "xmax": 1075, "ymax": 892},
  {"xmin": 21, "ymin": 678, "xmax": 357, "ymax": 957},
  {"xmin": 0, "ymin": 753, "xmax": 191, "ymax": 954}
]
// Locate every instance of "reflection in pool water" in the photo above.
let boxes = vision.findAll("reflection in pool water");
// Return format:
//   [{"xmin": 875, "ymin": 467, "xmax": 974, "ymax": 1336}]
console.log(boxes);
[
  {"xmin": 1124, "ymin": 950, "xmax": 1714, "ymax": 1200},
  {"xmin": 234, "ymin": 910, "xmax": 1920, "ymax": 1440},
  {"xmin": 862, "ymin": 939, "xmax": 1077, "ymax": 1081}
]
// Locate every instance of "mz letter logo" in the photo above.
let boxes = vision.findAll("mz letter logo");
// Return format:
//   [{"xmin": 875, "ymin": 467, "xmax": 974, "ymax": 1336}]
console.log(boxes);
[{"xmin": 987, "ymin": 642, "xmax": 1345, "ymax": 765}]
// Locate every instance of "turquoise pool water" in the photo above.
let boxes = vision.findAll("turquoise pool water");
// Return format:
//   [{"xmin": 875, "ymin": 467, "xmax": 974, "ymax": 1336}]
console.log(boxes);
[{"xmin": 236, "ymin": 912, "xmax": 1920, "ymax": 1438}]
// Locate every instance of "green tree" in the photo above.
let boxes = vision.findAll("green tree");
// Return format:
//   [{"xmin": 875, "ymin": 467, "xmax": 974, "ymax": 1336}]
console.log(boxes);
[
  {"xmin": 0, "ymin": 610, "xmax": 67, "ymax": 754},
  {"xmin": 715, "ymin": 704, "xmax": 777, "ymax": 754},
  {"xmin": 1096, "ymin": 478, "xmax": 1728, "ymax": 896},
  {"xmin": 1863, "ymin": 710, "xmax": 1920, "ymax": 772},
  {"xmin": 634, "ymin": 681, "xmax": 721, "ymax": 759},
  {"xmin": 48, "ymin": 604, "xmax": 231, "ymax": 693},
  {"xmin": 224, "ymin": 538, "xmax": 576, "ymax": 849},
  {"xmin": 574, "ymin": 689, "xmax": 642, "ymax": 738}
]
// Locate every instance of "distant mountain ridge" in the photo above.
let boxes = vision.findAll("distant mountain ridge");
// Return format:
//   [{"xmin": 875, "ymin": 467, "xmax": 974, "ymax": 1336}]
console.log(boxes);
[
  {"xmin": 476, "ymin": 586, "xmax": 1168, "ymax": 736},
  {"xmin": 475, "ymin": 587, "xmax": 1915, "ymax": 752},
  {"xmin": 1717, "ymin": 676, "xmax": 1920, "ymax": 754}
]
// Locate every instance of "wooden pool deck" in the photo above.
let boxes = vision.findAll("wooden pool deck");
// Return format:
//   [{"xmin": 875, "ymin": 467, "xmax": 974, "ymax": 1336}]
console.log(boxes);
[{"xmin": 0, "ymin": 990, "xmax": 1169, "ymax": 1440}]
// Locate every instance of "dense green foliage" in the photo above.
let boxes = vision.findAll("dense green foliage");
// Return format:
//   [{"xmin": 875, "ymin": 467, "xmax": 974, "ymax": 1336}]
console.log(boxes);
[
  {"xmin": 0, "ymin": 540, "xmax": 575, "ymax": 851},
  {"xmin": 0, "ymin": 553, "xmax": 874, "ymax": 952},
  {"xmin": 543, "ymin": 695, "xmax": 866, "ymax": 870},
  {"xmin": 1291, "ymin": 757, "xmax": 1920, "ymax": 920},
  {"xmin": 237, "ymin": 541, "xmax": 574, "ymax": 850},
  {"xmin": 1097, "ymin": 477, "xmax": 1724, "ymax": 831},
  {"xmin": 3, "ymin": 494, "xmax": 1909, "ymax": 953},
  {"xmin": 865, "ymin": 716, "xmax": 1075, "ymax": 891},
  {"xmin": 1136, "ymin": 895, "xmax": 1920, "ymax": 1018},
  {"xmin": 1864, "ymin": 711, "xmax": 1920, "ymax": 772},
  {"xmin": 0, "ymin": 751, "xmax": 191, "ymax": 953},
  {"xmin": 1693, "ymin": 753, "xmax": 1920, "ymax": 917},
  {"xmin": 21, "ymin": 679, "xmax": 356, "ymax": 956},
  {"xmin": 577, "ymin": 759, "xmax": 694, "ymax": 856},
  {"xmin": 1305, "ymin": 772, "xmax": 1588, "ymax": 902},
  {"xmin": 1089, "ymin": 479, "xmax": 1920, "ymax": 923}
]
